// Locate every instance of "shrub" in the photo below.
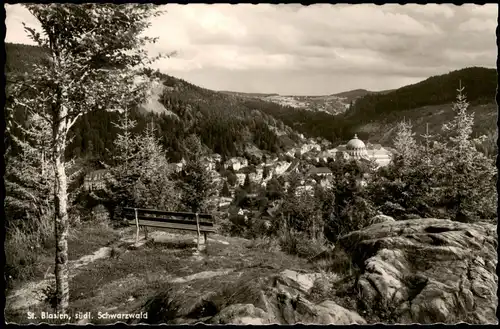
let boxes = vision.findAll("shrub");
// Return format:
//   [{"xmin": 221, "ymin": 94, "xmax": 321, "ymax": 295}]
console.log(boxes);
[
  {"xmin": 5, "ymin": 213, "xmax": 54, "ymax": 289},
  {"xmin": 278, "ymin": 229, "xmax": 326, "ymax": 259},
  {"xmin": 324, "ymin": 195, "xmax": 376, "ymax": 243},
  {"xmin": 142, "ymin": 285, "xmax": 180, "ymax": 324},
  {"xmin": 245, "ymin": 237, "xmax": 281, "ymax": 252},
  {"xmin": 246, "ymin": 218, "xmax": 273, "ymax": 239}
]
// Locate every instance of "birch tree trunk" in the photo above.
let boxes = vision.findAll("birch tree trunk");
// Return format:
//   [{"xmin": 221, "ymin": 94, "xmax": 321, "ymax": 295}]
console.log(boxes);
[{"xmin": 53, "ymin": 110, "xmax": 70, "ymax": 313}]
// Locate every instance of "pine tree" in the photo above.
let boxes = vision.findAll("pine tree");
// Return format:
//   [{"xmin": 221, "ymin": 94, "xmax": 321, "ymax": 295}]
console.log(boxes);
[
  {"xmin": 180, "ymin": 160, "xmax": 216, "ymax": 213},
  {"xmin": 393, "ymin": 119, "xmax": 418, "ymax": 167},
  {"xmin": 5, "ymin": 113, "xmax": 55, "ymax": 224},
  {"xmin": 180, "ymin": 135, "xmax": 216, "ymax": 213},
  {"xmin": 5, "ymin": 112, "xmax": 82, "ymax": 255},
  {"xmin": 112, "ymin": 109, "xmax": 138, "ymax": 168},
  {"xmin": 438, "ymin": 84, "xmax": 497, "ymax": 221},
  {"xmin": 109, "ymin": 114, "xmax": 179, "ymax": 212},
  {"xmin": 420, "ymin": 123, "xmax": 434, "ymax": 166}
]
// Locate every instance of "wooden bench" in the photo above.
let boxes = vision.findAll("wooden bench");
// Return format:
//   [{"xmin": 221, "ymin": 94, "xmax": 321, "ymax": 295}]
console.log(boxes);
[{"xmin": 123, "ymin": 207, "xmax": 216, "ymax": 251}]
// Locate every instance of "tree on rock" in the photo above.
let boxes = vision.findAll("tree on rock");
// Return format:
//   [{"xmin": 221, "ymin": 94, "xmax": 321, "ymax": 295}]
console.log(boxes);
[{"xmin": 6, "ymin": 4, "xmax": 163, "ymax": 312}]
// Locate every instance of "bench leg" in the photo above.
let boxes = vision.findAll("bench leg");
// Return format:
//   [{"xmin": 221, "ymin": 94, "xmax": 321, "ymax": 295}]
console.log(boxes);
[
  {"xmin": 196, "ymin": 213, "xmax": 201, "ymax": 251},
  {"xmin": 204, "ymin": 232, "xmax": 208, "ymax": 255}
]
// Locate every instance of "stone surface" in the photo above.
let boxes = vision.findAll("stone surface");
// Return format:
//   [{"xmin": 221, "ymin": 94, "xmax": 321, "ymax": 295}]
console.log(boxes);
[
  {"xmin": 209, "ymin": 304, "xmax": 271, "ymax": 324},
  {"xmin": 206, "ymin": 270, "xmax": 366, "ymax": 325},
  {"xmin": 338, "ymin": 218, "xmax": 498, "ymax": 324},
  {"xmin": 277, "ymin": 270, "xmax": 322, "ymax": 294},
  {"xmin": 369, "ymin": 214, "xmax": 396, "ymax": 224}
]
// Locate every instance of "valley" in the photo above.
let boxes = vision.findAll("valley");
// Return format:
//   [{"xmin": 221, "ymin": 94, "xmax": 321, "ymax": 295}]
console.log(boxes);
[{"xmin": 4, "ymin": 12, "xmax": 498, "ymax": 325}]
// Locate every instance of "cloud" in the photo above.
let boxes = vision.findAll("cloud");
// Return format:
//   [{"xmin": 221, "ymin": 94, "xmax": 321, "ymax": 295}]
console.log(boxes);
[{"xmin": 5, "ymin": 3, "xmax": 498, "ymax": 95}]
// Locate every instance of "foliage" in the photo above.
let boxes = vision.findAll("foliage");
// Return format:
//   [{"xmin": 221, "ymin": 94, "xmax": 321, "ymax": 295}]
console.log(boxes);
[
  {"xmin": 225, "ymin": 170, "xmax": 238, "ymax": 187},
  {"xmin": 278, "ymin": 229, "xmax": 327, "ymax": 259},
  {"xmin": 280, "ymin": 191, "xmax": 324, "ymax": 240},
  {"xmin": 242, "ymin": 173, "xmax": 252, "ymax": 192},
  {"xmin": 233, "ymin": 188, "xmax": 249, "ymax": 208},
  {"xmin": 221, "ymin": 181, "xmax": 231, "ymax": 198},
  {"xmin": 6, "ymin": 3, "xmax": 163, "ymax": 312},
  {"xmin": 393, "ymin": 120, "xmax": 418, "ymax": 166},
  {"xmin": 370, "ymin": 85, "xmax": 497, "ymax": 221},
  {"xmin": 265, "ymin": 177, "xmax": 284, "ymax": 201},
  {"xmin": 434, "ymin": 85, "xmax": 497, "ymax": 221},
  {"xmin": 5, "ymin": 215, "xmax": 54, "ymax": 289},
  {"xmin": 5, "ymin": 113, "xmax": 55, "ymax": 225},
  {"xmin": 107, "ymin": 113, "xmax": 179, "ymax": 212},
  {"xmin": 4, "ymin": 111, "xmax": 81, "ymax": 289},
  {"xmin": 321, "ymin": 159, "xmax": 377, "ymax": 242},
  {"xmin": 178, "ymin": 135, "xmax": 217, "ymax": 213}
]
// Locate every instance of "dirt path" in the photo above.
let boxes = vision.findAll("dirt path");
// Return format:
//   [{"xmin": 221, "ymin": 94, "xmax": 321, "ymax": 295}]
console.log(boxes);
[
  {"xmin": 7, "ymin": 246, "xmax": 113, "ymax": 311},
  {"xmin": 6, "ymin": 229, "xmax": 232, "ymax": 314}
]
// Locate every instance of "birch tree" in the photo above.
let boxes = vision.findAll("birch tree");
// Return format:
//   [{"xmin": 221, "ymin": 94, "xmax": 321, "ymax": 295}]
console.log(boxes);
[{"xmin": 7, "ymin": 4, "xmax": 163, "ymax": 312}]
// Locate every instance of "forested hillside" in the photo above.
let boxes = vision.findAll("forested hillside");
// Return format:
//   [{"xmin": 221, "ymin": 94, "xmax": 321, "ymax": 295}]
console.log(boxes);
[
  {"xmin": 5, "ymin": 43, "xmax": 302, "ymax": 164},
  {"xmin": 6, "ymin": 43, "xmax": 497, "ymax": 159}
]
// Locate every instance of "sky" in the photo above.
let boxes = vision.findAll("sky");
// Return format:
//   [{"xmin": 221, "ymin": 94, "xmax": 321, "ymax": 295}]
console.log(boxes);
[{"xmin": 5, "ymin": 4, "xmax": 498, "ymax": 95}]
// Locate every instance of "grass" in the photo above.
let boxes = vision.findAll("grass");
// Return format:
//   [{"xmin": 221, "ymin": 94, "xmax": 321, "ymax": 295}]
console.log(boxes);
[
  {"xmin": 6, "ymin": 225, "xmax": 319, "ymax": 325},
  {"xmin": 5, "ymin": 214, "xmax": 55, "ymax": 290},
  {"xmin": 5, "ymin": 220, "xmax": 122, "ymax": 293}
]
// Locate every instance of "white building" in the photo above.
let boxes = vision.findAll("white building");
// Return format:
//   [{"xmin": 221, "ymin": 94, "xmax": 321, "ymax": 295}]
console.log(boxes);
[
  {"xmin": 308, "ymin": 167, "xmax": 333, "ymax": 177},
  {"xmin": 225, "ymin": 157, "xmax": 249, "ymax": 171},
  {"xmin": 274, "ymin": 161, "xmax": 292, "ymax": 176},
  {"xmin": 300, "ymin": 143, "xmax": 321, "ymax": 155},
  {"xmin": 327, "ymin": 135, "xmax": 393, "ymax": 168}
]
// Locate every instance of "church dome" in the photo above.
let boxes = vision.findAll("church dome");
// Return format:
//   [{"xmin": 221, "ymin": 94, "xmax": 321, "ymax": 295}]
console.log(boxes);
[
  {"xmin": 346, "ymin": 134, "xmax": 366, "ymax": 150},
  {"xmin": 346, "ymin": 134, "xmax": 368, "ymax": 160}
]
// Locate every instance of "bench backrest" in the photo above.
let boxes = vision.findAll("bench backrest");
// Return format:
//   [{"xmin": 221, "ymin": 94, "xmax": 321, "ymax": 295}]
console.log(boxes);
[{"xmin": 122, "ymin": 207, "xmax": 216, "ymax": 233}]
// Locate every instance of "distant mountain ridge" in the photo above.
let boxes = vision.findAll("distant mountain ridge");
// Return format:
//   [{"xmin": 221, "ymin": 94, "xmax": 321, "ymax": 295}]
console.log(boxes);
[
  {"xmin": 245, "ymin": 66, "xmax": 497, "ymax": 147},
  {"xmin": 220, "ymin": 88, "xmax": 397, "ymax": 115}
]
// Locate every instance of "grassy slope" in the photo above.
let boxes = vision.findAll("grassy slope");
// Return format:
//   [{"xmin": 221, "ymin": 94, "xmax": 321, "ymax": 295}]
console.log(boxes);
[
  {"xmin": 6, "ymin": 223, "xmax": 122, "ymax": 293},
  {"xmin": 6, "ymin": 226, "xmax": 315, "ymax": 324}
]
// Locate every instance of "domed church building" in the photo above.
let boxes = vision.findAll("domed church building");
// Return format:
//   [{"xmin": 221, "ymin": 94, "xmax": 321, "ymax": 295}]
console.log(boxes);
[
  {"xmin": 345, "ymin": 134, "xmax": 370, "ymax": 160},
  {"xmin": 323, "ymin": 134, "xmax": 393, "ymax": 168}
]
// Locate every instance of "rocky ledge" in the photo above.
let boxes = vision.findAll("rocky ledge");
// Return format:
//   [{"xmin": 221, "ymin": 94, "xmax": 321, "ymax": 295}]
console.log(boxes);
[
  {"xmin": 338, "ymin": 218, "xmax": 498, "ymax": 324},
  {"xmin": 139, "ymin": 218, "xmax": 497, "ymax": 324}
]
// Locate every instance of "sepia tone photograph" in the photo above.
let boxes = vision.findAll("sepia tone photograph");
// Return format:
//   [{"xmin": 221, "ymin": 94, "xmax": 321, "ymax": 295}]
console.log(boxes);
[{"xmin": 3, "ymin": 2, "xmax": 498, "ymax": 325}]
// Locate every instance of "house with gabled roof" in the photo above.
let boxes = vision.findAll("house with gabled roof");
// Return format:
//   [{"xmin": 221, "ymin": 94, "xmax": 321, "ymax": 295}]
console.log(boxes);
[
  {"xmin": 308, "ymin": 167, "xmax": 333, "ymax": 177},
  {"xmin": 83, "ymin": 169, "xmax": 109, "ymax": 191}
]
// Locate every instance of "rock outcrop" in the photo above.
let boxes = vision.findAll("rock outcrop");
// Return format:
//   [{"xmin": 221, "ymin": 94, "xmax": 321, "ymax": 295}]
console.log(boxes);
[
  {"xmin": 369, "ymin": 214, "xmax": 395, "ymax": 224},
  {"xmin": 209, "ymin": 269, "xmax": 366, "ymax": 325},
  {"xmin": 337, "ymin": 218, "xmax": 498, "ymax": 324}
]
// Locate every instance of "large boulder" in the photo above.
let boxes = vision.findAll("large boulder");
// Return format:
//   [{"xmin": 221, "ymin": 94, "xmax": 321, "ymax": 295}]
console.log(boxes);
[
  {"xmin": 338, "ymin": 218, "xmax": 498, "ymax": 324},
  {"xmin": 208, "ymin": 270, "xmax": 366, "ymax": 325}
]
